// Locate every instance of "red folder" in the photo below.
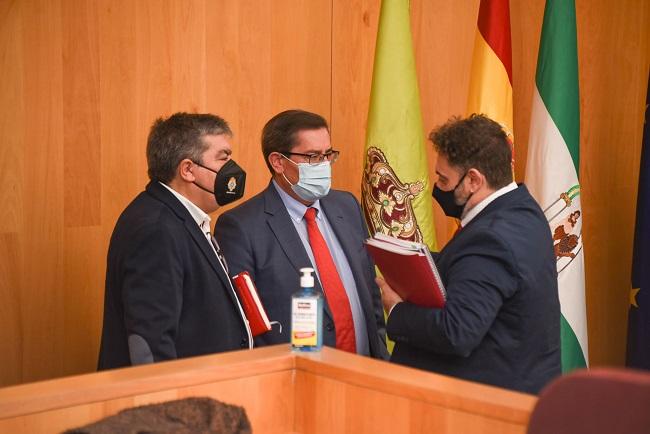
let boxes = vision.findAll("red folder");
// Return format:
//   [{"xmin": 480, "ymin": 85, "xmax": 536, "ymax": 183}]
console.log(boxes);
[
  {"xmin": 232, "ymin": 271, "xmax": 272, "ymax": 336},
  {"xmin": 365, "ymin": 234, "xmax": 446, "ymax": 308}
]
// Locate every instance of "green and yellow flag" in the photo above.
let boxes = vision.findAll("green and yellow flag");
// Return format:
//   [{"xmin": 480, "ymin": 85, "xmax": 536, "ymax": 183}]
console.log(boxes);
[{"xmin": 362, "ymin": 0, "xmax": 437, "ymax": 251}]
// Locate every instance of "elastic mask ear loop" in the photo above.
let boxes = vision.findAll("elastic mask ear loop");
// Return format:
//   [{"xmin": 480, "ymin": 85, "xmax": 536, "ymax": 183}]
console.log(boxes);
[
  {"xmin": 279, "ymin": 154, "xmax": 298, "ymax": 187},
  {"xmin": 191, "ymin": 161, "xmax": 216, "ymax": 195}
]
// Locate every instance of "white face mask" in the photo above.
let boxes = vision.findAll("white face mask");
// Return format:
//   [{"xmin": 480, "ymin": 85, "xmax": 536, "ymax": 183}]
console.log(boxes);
[{"xmin": 281, "ymin": 155, "xmax": 331, "ymax": 202}]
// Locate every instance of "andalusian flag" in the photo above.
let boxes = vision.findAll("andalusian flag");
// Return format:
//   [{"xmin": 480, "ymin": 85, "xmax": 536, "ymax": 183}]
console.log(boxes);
[
  {"xmin": 525, "ymin": 0, "xmax": 588, "ymax": 372},
  {"xmin": 467, "ymin": 0, "xmax": 513, "ymax": 144},
  {"xmin": 362, "ymin": 0, "xmax": 437, "ymax": 251}
]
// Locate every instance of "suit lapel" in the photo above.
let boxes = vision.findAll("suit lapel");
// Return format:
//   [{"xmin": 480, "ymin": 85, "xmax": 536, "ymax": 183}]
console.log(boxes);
[
  {"xmin": 184, "ymin": 220, "xmax": 234, "ymax": 289},
  {"xmin": 146, "ymin": 182, "xmax": 241, "ymax": 309},
  {"xmin": 263, "ymin": 184, "xmax": 334, "ymax": 321}
]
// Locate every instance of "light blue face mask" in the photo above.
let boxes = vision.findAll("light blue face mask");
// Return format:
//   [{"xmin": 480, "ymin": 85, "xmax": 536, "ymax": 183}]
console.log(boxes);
[{"xmin": 281, "ymin": 155, "xmax": 331, "ymax": 202}]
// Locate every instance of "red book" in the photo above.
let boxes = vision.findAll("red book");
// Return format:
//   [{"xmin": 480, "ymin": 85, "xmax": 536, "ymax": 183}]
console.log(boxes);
[
  {"xmin": 365, "ymin": 233, "xmax": 446, "ymax": 308},
  {"xmin": 232, "ymin": 271, "xmax": 272, "ymax": 336}
]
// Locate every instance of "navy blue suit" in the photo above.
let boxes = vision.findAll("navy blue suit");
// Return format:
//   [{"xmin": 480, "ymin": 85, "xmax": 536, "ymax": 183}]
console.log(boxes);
[
  {"xmin": 98, "ymin": 181, "xmax": 249, "ymax": 370},
  {"xmin": 388, "ymin": 184, "xmax": 561, "ymax": 394},
  {"xmin": 215, "ymin": 183, "xmax": 389, "ymax": 359}
]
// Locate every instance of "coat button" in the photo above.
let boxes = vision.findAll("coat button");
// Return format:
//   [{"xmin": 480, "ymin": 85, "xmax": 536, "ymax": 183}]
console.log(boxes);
[
  {"xmin": 326, "ymin": 323, "xmax": 334, "ymax": 331},
  {"xmin": 240, "ymin": 338, "xmax": 248, "ymax": 347}
]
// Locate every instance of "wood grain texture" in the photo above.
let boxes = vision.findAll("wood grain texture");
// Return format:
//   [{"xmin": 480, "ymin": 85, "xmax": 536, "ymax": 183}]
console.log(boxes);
[
  {"xmin": 0, "ymin": 346, "xmax": 532, "ymax": 434},
  {"xmin": 294, "ymin": 349, "xmax": 534, "ymax": 425},
  {"xmin": 330, "ymin": 0, "xmax": 379, "ymax": 195},
  {"xmin": 0, "ymin": 0, "xmax": 25, "ymax": 386},
  {"xmin": 0, "ymin": 233, "xmax": 23, "ymax": 386},
  {"xmin": 294, "ymin": 371, "xmax": 528, "ymax": 434},
  {"xmin": 206, "ymin": 0, "xmax": 332, "ymax": 213},
  {"xmin": 170, "ymin": 0, "xmax": 207, "ymax": 113},
  {"xmin": 20, "ymin": 0, "xmax": 66, "ymax": 384},
  {"xmin": 62, "ymin": 0, "xmax": 101, "ymax": 227},
  {"xmin": 0, "ymin": 345, "xmax": 294, "ymax": 418},
  {"xmin": 0, "ymin": 0, "xmax": 648, "ymax": 386},
  {"xmin": 0, "ymin": 371, "xmax": 295, "ymax": 433},
  {"xmin": 62, "ymin": 227, "xmax": 104, "ymax": 377},
  {"xmin": 574, "ymin": 0, "xmax": 650, "ymax": 366},
  {"xmin": 411, "ymin": 0, "xmax": 478, "ymax": 242},
  {"xmin": 0, "ymin": 0, "xmax": 24, "ymax": 234}
]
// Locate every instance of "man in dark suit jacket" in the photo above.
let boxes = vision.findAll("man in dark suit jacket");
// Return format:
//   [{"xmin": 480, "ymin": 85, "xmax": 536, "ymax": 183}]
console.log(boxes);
[
  {"xmin": 98, "ymin": 113, "xmax": 250, "ymax": 370},
  {"xmin": 378, "ymin": 114, "xmax": 561, "ymax": 394},
  {"xmin": 216, "ymin": 110, "xmax": 388, "ymax": 359}
]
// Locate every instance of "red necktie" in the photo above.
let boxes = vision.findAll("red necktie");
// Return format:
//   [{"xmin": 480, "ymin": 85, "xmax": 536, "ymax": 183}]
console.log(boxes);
[
  {"xmin": 304, "ymin": 207, "xmax": 356, "ymax": 353},
  {"xmin": 453, "ymin": 222, "xmax": 463, "ymax": 238}
]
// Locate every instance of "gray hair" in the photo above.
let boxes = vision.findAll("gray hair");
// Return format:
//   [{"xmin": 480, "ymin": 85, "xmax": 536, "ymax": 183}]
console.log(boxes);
[{"xmin": 146, "ymin": 112, "xmax": 232, "ymax": 183}]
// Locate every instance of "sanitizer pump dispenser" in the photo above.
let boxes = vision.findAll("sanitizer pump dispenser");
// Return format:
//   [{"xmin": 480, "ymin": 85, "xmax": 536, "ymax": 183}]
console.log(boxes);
[{"xmin": 291, "ymin": 267, "xmax": 323, "ymax": 351}]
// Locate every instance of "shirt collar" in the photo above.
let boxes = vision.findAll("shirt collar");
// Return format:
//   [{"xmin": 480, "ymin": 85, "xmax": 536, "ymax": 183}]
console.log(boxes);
[
  {"xmin": 272, "ymin": 179, "xmax": 323, "ymax": 222},
  {"xmin": 461, "ymin": 182, "xmax": 518, "ymax": 227},
  {"xmin": 159, "ymin": 181, "xmax": 212, "ymax": 233}
]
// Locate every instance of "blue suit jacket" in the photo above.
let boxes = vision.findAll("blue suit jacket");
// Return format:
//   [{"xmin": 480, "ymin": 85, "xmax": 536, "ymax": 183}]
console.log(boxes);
[
  {"xmin": 98, "ymin": 181, "xmax": 250, "ymax": 370},
  {"xmin": 215, "ymin": 182, "xmax": 389, "ymax": 359},
  {"xmin": 387, "ymin": 184, "xmax": 561, "ymax": 394}
]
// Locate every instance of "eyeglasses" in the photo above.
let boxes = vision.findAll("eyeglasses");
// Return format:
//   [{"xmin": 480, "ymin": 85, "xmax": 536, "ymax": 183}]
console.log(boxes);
[{"xmin": 282, "ymin": 150, "xmax": 340, "ymax": 166}]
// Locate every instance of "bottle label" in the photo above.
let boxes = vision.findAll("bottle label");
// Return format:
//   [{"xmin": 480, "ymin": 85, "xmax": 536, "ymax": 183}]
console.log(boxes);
[{"xmin": 291, "ymin": 296, "xmax": 319, "ymax": 347}]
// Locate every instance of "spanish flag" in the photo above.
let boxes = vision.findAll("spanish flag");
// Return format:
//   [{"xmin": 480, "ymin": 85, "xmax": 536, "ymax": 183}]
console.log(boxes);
[
  {"xmin": 466, "ymin": 0, "xmax": 514, "ymax": 145},
  {"xmin": 362, "ymin": 0, "xmax": 437, "ymax": 252}
]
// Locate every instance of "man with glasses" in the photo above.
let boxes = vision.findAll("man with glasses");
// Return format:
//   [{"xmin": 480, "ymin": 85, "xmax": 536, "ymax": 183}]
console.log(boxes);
[{"xmin": 216, "ymin": 109, "xmax": 388, "ymax": 359}]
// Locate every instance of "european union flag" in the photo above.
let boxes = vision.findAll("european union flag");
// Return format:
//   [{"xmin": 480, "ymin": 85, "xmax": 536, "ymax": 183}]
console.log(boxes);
[{"xmin": 626, "ymin": 73, "xmax": 650, "ymax": 370}]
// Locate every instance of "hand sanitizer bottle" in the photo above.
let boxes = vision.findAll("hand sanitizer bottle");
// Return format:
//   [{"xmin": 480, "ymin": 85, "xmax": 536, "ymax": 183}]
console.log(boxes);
[{"xmin": 291, "ymin": 267, "xmax": 323, "ymax": 352}]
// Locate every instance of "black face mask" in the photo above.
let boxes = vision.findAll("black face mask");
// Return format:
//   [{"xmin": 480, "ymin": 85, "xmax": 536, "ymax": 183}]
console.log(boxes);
[
  {"xmin": 432, "ymin": 172, "xmax": 470, "ymax": 219},
  {"xmin": 193, "ymin": 159, "xmax": 246, "ymax": 206}
]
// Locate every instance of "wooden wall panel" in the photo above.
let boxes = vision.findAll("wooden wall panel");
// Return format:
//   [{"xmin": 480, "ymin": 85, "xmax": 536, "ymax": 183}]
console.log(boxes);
[
  {"xmin": 206, "ymin": 0, "xmax": 332, "ymax": 211},
  {"xmin": 99, "ymin": 0, "xmax": 141, "ymax": 227},
  {"xmin": 20, "ymin": 0, "xmax": 66, "ymax": 384},
  {"xmin": 62, "ymin": 227, "xmax": 104, "ymax": 377},
  {"xmin": 0, "ymin": 233, "xmax": 23, "ymax": 385},
  {"xmin": 509, "ymin": 0, "xmax": 545, "ymax": 181},
  {"xmin": 0, "ymin": 0, "xmax": 24, "ymax": 234},
  {"xmin": 0, "ymin": 0, "xmax": 25, "ymax": 386},
  {"xmin": 0, "ymin": 0, "xmax": 648, "ymax": 386},
  {"xmin": 62, "ymin": 0, "xmax": 101, "ymax": 228},
  {"xmin": 170, "ymin": 0, "xmax": 207, "ymax": 113},
  {"xmin": 206, "ymin": 0, "xmax": 273, "ymax": 197},
  {"xmin": 134, "ymin": 0, "xmax": 172, "ymax": 189},
  {"xmin": 575, "ymin": 0, "xmax": 650, "ymax": 366},
  {"xmin": 330, "ymin": 0, "xmax": 379, "ymax": 194},
  {"xmin": 411, "ymin": 0, "xmax": 479, "ymax": 244}
]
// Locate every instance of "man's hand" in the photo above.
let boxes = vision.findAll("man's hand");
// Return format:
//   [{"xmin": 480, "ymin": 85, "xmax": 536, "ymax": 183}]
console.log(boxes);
[{"xmin": 376, "ymin": 276, "xmax": 403, "ymax": 315}]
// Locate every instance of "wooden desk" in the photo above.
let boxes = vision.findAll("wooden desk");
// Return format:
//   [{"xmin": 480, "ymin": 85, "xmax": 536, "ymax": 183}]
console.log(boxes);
[{"xmin": 0, "ymin": 345, "xmax": 536, "ymax": 433}]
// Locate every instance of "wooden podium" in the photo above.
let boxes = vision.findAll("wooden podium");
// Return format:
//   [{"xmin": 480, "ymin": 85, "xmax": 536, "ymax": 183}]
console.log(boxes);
[{"xmin": 0, "ymin": 345, "xmax": 536, "ymax": 433}]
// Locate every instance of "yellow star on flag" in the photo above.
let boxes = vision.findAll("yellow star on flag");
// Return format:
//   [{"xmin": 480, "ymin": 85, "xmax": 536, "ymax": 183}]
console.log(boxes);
[{"xmin": 630, "ymin": 287, "xmax": 641, "ymax": 307}]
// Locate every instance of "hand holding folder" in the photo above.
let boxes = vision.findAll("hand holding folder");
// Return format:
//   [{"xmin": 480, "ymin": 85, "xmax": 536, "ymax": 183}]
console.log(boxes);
[{"xmin": 365, "ymin": 233, "xmax": 446, "ymax": 308}]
